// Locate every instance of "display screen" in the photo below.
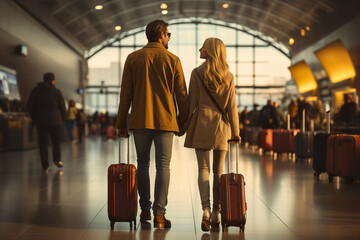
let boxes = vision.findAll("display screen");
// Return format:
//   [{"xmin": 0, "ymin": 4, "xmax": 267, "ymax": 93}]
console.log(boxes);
[{"xmin": 0, "ymin": 65, "xmax": 21, "ymax": 100}]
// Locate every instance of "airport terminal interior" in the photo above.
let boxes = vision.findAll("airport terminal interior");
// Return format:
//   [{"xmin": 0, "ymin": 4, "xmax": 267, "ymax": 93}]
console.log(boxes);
[{"xmin": 1, "ymin": 0, "xmax": 360, "ymax": 239}]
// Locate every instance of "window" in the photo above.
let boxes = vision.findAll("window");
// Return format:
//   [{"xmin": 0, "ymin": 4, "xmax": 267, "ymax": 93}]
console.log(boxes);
[{"xmin": 87, "ymin": 20, "xmax": 291, "ymax": 114}]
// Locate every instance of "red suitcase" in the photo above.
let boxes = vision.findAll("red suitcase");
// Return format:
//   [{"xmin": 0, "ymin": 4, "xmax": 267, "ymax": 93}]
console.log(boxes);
[
  {"xmin": 106, "ymin": 125, "xmax": 117, "ymax": 139},
  {"xmin": 220, "ymin": 139, "xmax": 247, "ymax": 232},
  {"xmin": 272, "ymin": 129, "xmax": 300, "ymax": 153},
  {"xmin": 327, "ymin": 135, "xmax": 360, "ymax": 182},
  {"xmin": 108, "ymin": 136, "xmax": 137, "ymax": 229},
  {"xmin": 260, "ymin": 129, "xmax": 273, "ymax": 151}
]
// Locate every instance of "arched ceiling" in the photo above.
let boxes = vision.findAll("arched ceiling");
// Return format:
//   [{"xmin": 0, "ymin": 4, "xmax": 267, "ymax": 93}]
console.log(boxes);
[{"xmin": 13, "ymin": 0, "xmax": 360, "ymax": 57}]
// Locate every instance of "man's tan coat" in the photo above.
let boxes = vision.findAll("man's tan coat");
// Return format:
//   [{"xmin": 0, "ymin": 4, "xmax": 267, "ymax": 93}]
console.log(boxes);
[{"xmin": 116, "ymin": 42, "xmax": 188, "ymax": 132}]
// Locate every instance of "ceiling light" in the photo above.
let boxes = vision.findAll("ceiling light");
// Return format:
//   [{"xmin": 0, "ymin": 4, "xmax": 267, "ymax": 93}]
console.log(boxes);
[
  {"xmin": 222, "ymin": 3, "xmax": 229, "ymax": 8},
  {"xmin": 115, "ymin": 26, "xmax": 122, "ymax": 31},
  {"xmin": 160, "ymin": 3, "xmax": 168, "ymax": 9},
  {"xmin": 289, "ymin": 38, "xmax": 295, "ymax": 45},
  {"xmin": 161, "ymin": 10, "xmax": 168, "ymax": 15},
  {"xmin": 306, "ymin": 26, "xmax": 310, "ymax": 31},
  {"xmin": 301, "ymin": 29, "xmax": 306, "ymax": 36},
  {"xmin": 95, "ymin": 5, "xmax": 103, "ymax": 10}
]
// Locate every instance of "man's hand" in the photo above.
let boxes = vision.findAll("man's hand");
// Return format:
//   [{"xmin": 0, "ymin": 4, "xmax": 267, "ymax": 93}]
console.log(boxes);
[{"xmin": 117, "ymin": 128, "xmax": 130, "ymax": 138}]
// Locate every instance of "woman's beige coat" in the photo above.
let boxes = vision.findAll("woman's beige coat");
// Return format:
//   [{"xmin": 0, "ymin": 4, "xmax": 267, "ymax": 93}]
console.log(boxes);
[{"xmin": 184, "ymin": 64, "xmax": 239, "ymax": 150}]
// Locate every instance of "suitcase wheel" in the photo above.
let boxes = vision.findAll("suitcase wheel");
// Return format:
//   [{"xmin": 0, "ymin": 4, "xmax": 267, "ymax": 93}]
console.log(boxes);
[
  {"xmin": 221, "ymin": 215, "xmax": 226, "ymax": 232},
  {"xmin": 131, "ymin": 219, "xmax": 137, "ymax": 230},
  {"xmin": 110, "ymin": 221, "xmax": 115, "ymax": 230},
  {"xmin": 221, "ymin": 224, "xmax": 226, "ymax": 232}
]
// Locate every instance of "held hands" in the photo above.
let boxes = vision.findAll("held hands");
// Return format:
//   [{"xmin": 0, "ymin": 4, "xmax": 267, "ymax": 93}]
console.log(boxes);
[
  {"xmin": 175, "ymin": 127, "xmax": 186, "ymax": 137},
  {"xmin": 117, "ymin": 128, "xmax": 130, "ymax": 138}
]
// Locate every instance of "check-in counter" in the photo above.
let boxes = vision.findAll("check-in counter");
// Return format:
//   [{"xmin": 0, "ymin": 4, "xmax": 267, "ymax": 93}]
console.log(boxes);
[{"xmin": 2, "ymin": 113, "xmax": 37, "ymax": 150}]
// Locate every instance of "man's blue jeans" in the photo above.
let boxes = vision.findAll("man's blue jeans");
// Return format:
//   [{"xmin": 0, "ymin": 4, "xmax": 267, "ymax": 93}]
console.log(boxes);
[{"xmin": 133, "ymin": 129, "xmax": 173, "ymax": 216}]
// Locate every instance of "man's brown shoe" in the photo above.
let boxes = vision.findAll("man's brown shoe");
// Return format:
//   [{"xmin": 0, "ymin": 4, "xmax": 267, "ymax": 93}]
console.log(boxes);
[
  {"xmin": 140, "ymin": 210, "xmax": 151, "ymax": 222},
  {"xmin": 153, "ymin": 215, "xmax": 171, "ymax": 228}
]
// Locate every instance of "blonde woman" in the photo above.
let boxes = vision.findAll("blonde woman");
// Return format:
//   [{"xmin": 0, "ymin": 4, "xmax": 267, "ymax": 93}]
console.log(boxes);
[{"xmin": 184, "ymin": 38, "xmax": 240, "ymax": 231}]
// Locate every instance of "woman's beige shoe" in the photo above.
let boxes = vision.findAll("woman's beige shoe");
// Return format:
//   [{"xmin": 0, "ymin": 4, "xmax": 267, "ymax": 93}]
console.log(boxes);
[{"xmin": 201, "ymin": 208, "xmax": 211, "ymax": 231}]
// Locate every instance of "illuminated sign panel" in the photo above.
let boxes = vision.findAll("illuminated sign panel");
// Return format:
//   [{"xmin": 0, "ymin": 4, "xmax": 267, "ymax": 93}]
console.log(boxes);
[
  {"xmin": 288, "ymin": 61, "xmax": 317, "ymax": 93},
  {"xmin": 314, "ymin": 39, "xmax": 356, "ymax": 83}
]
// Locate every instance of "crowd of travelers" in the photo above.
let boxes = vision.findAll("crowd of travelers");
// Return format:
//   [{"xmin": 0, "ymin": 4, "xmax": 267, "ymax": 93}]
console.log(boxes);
[{"xmin": 238, "ymin": 94, "xmax": 360, "ymax": 131}]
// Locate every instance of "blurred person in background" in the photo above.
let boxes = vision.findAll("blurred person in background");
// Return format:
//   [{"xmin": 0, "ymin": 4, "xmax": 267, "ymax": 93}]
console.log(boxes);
[
  {"xmin": 337, "ymin": 94, "xmax": 357, "ymax": 126},
  {"xmin": 65, "ymin": 99, "xmax": 77, "ymax": 141},
  {"xmin": 76, "ymin": 108, "xmax": 87, "ymax": 143},
  {"xmin": 27, "ymin": 72, "xmax": 66, "ymax": 173}
]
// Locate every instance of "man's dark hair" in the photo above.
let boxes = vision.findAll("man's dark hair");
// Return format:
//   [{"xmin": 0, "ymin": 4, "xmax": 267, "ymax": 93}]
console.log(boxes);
[
  {"xmin": 43, "ymin": 72, "xmax": 55, "ymax": 82},
  {"xmin": 146, "ymin": 20, "xmax": 168, "ymax": 42}
]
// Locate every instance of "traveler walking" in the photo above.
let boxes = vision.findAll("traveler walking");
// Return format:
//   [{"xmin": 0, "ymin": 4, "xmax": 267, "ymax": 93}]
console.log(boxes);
[
  {"xmin": 27, "ymin": 72, "xmax": 66, "ymax": 173},
  {"xmin": 116, "ymin": 19, "xmax": 188, "ymax": 228},
  {"xmin": 183, "ymin": 37, "xmax": 240, "ymax": 232},
  {"xmin": 65, "ymin": 99, "xmax": 77, "ymax": 141}
]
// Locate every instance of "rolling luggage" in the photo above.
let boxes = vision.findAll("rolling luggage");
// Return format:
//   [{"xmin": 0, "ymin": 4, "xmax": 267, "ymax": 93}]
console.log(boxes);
[
  {"xmin": 272, "ymin": 129, "xmax": 300, "ymax": 153},
  {"xmin": 106, "ymin": 125, "xmax": 117, "ymax": 139},
  {"xmin": 220, "ymin": 139, "xmax": 247, "ymax": 232},
  {"xmin": 313, "ymin": 133, "xmax": 331, "ymax": 177},
  {"xmin": 249, "ymin": 127, "xmax": 261, "ymax": 147},
  {"xmin": 294, "ymin": 131, "xmax": 317, "ymax": 159},
  {"xmin": 294, "ymin": 111, "xmax": 317, "ymax": 160},
  {"xmin": 260, "ymin": 129, "xmax": 273, "ymax": 151},
  {"xmin": 108, "ymin": 136, "xmax": 137, "ymax": 230},
  {"xmin": 327, "ymin": 135, "xmax": 360, "ymax": 182},
  {"xmin": 241, "ymin": 127, "xmax": 251, "ymax": 144},
  {"xmin": 313, "ymin": 111, "xmax": 331, "ymax": 178}
]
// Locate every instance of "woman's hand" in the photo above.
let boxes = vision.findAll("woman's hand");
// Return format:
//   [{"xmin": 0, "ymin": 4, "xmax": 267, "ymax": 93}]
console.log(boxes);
[{"xmin": 229, "ymin": 135, "xmax": 241, "ymax": 143}]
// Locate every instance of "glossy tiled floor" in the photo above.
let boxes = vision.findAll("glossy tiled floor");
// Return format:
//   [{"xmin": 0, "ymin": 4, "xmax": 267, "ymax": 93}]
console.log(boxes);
[{"xmin": 1, "ymin": 135, "xmax": 360, "ymax": 240}]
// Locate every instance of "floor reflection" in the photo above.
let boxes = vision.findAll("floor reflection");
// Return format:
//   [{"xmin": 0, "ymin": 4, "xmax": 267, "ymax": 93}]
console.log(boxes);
[{"xmin": 1, "ymin": 137, "xmax": 360, "ymax": 239}]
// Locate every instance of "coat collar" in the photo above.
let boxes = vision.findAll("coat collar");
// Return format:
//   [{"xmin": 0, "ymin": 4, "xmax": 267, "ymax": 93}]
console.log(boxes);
[{"xmin": 144, "ymin": 42, "xmax": 166, "ymax": 49}]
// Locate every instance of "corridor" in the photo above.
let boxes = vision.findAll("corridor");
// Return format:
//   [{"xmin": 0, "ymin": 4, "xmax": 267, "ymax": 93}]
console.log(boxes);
[{"xmin": 1, "ymin": 135, "xmax": 360, "ymax": 240}]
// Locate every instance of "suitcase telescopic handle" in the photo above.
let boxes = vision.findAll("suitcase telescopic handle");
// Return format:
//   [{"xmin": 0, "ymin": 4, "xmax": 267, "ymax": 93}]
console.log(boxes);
[
  {"xmin": 118, "ymin": 135, "xmax": 130, "ymax": 165},
  {"xmin": 227, "ymin": 139, "xmax": 240, "ymax": 174}
]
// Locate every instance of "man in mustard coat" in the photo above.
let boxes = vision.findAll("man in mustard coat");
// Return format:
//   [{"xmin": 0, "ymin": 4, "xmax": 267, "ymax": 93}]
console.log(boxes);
[{"xmin": 116, "ymin": 19, "xmax": 188, "ymax": 228}]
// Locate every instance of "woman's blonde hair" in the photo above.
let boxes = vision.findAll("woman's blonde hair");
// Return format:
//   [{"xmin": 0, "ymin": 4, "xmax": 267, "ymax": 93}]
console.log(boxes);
[{"xmin": 202, "ymin": 38, "xmax": 229, "ymax": 88}]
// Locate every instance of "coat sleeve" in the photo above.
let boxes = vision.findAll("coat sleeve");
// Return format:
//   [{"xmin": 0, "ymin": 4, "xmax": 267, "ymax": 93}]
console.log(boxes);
[
  {"xmin": 184, "ymin": 70, "xmax": 199, "ymax": 130},
  {"xmin": 226, "ymin": 79, "xmax": 240, "ymax": 137},
  {"xmin": 58, "ymin": 90, "xmax": 66, "ymax": 121},
  {"xmin": 27, "ymin": 87, "xmax": 37, "ymax": 123},
  {"xmin": 116, "ymin": 56, "xmax": 134, "ymax": 130},
  {"xmin": 173, "ymin": 58, "xmax": 189, "ymax": 130}
]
